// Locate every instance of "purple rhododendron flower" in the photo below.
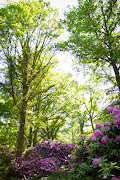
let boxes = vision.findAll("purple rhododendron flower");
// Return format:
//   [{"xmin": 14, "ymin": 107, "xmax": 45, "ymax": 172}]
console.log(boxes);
[
  {"xmin": 80, "ymin": 134, "xmax": 86, "ymax": 138},
  {"xmin": 109, "ymin": 112, "xmax": 113, "ymax": 116},
  {"xmin": 83, "ymin": 143, "xmax": 88, "ymax": 149},
  {"xmin": 101, "ymin": 136, "xmax": 109, "ymax": 143},
  {"xmin": 103, "ymin": 121, "xmax": 111, "ymax": 126},
  {"xmin": 115, "ymin": 112, "xmax": 120, "ymax": 118},
  {"xmin": 111, "ymin": 176, "xmax": 120, "ymax": 180},
  {"xmin": 113, "ymin": 105, "xmax": 119, "ymax": 110},
  {"xmin": 116, "ymin": 135, "xmax": 120, "ymax": 142},
  {"xmin": 74, "ymin": 144, "xmax": 80, "ymax": 149},
  {"xmin": 96, "ymin": 123, "xmax": 102, "ymax": 128},
  {"xmin": 104, "ymin": 125, "xmax": 110, "ymax": 129},
  {"xmin": 113, "ymin": 118, "xmax": 120, "ymax": 126},
  {"xmin": 94, "ymin": 129, "xmax": 103, "ymax": 137},
  {"xmin": 92, "ymin": 157, "xmax": 102, "ymax": 166},
  {"xmin": 112, "ymin": 108, "xmax": 119, "ymax": 113},
  {"xmin": 107, "ymin": 106, "xmax": 113, "ymax": 112},
  {"xmin": 70, "ymin": 156, "xmax": 75, "ymax": 160},
  {"xmin": 70, "ymin": 164, "xmax": 75, "ymax": 169},
  {"xmin": 91, "ymin": 135, "xmax": 96, "ymax": 141}
]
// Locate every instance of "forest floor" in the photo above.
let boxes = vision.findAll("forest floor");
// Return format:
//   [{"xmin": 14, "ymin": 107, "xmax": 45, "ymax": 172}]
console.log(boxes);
[{"xmin": 0, "ymin": 166, "xmax": 68, "ymax": 180}]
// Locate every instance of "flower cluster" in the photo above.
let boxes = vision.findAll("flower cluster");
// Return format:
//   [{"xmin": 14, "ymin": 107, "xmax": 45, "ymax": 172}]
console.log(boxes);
[
  {"xmin": 6, "ymin": 140, "xmax": 74, "ymax": 179},
  {"xmin": 93, "ymin": 129, "xmax": 103, "ymax": 137},
  {"xmin": 68, "ymin": 105, "xmax": 120, "ymax": 180},
  {"xmin": 92, "ymin": 157, "xmax": 102, "ymax": 166},
  {"xmin": 6, "ymin": 105, "xmax": 120, "ymax": 180}
]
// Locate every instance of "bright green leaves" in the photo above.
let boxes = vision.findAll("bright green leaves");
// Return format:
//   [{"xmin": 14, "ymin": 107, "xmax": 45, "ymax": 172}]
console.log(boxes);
[
  {"xmin": 62, "ymin": 0, "xmax": 120, "ymax": 95},
  {"xmin": 0, "ymin": 0, "xmax": 63, "ymax": 156},
  {"xmin": 63, "ymin": 0, "xmax": 120, "ymax": 61},
  {"xmin": 0, "ymin": 0, "xmax": 62, "ymax": 44}
]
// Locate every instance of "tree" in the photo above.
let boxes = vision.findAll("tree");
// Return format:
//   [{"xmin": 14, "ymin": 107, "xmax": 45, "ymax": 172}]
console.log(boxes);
[
  {"xmin": 61, "ymin": 0, "xmax": 120, "ymax": 97},
  {"xmin": 0, "ymin": 0, "xmax": 62, "ymax": 157},
  {"xmin": 28, "ymin": 71, "xmax": 75, "ymax": 146}
]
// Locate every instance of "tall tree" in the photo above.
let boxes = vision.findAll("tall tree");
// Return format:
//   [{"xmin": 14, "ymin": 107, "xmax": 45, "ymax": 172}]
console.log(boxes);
[
  {"xmin": 60, "ymin": 0, "xmax": 120, "ymax": 96},
  {"xmin": 29, "ymin": 71, "xmax": 74, "ymax": 145},
  {"xmin": 0, "ymin": 0, "xmax": 62, "ymax": 157}
]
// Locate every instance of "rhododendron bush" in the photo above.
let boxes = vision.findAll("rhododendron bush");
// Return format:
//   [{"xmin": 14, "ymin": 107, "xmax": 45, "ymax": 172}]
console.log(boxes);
[
  {"xmin": 6, "ymin": 105, "xmax": 120, "ymax": 179},
  {"xmin": 0, "ymin": 146, "xmax": 15, "ymax": 166},
  {"xmin": 6, "ymin": 140, "xmax": 74, "ymax": 179},
  {"xmin": 68, "ymin": 105, "xmax": 120, "ymax": 180}
]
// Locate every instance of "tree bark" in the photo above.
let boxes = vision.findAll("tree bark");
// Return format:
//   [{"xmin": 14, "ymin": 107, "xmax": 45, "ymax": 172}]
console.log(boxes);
[
  {"xmin": 28, "ymin": 126, "xmax": 33, "ymax": 147},
  {"xmin": 90, "ymin": 115, "xmax": 94, "ymax": 132},
  {"xmin": 79, "ymin": 122, "xmax": 84, "ymax": 134},
  {"xmin": 111, "ymin": 60, "xmax": 120, "ymax": 97},
  {"xmin": 16, "ymin": 108, "xmax": 26, "ymax": 157},
  {"xmin": 16, "ymin": 80, "xmax": 28, "ymax": 157},
  {"xmin": 33, "ymin": 128, "xmax": 38, "ymax": 147}
]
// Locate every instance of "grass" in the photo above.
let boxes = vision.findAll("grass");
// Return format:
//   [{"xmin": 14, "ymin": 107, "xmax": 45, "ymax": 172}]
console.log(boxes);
[{"xmin": 41, "ymin": 171, "xmax": 69, "ymax": 180}]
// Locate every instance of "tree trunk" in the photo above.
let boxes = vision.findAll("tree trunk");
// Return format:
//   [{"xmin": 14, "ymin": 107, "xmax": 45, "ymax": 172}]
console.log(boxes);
[
  {"xmin": 90, "ymin": 115, "xmax": 94, "ymax": 132},
  {"xmin": 111, "ymin": 60, "xmax": 120, "ymax": 98},
  {"xmin": 16, "ymin": 90, "xmax": 27, "ymax": 157},
  {"xmin": 16, "ymin": 109, "xmax": 26, "ymax": 157},
  {"xmin": 33, "ymin": 128, "xmax": 38, "ymax": 147},
  {"xmin": 79, "ymin": 122, "xmax": 84, "ymax": 134},
  {"xmin": 28, "ymin": 126, "xmax": 33, "ymax": 147}
]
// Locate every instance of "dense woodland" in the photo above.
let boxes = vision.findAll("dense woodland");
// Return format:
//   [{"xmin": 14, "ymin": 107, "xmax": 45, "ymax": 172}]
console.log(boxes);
[{"xmin": 0, "ymin": 0, "xmax": 120, "ymax": 179}]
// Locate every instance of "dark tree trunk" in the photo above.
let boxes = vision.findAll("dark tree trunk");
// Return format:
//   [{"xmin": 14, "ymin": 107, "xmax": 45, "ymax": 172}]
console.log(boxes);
[
  {"xmin": 28, "ymin": 126, "xmax": 33, "ymax": 147},
  {"xmin": 16, "ymin": 108, "xmax": 26, "ymax": 157},
  {"xmin": 111, "ymin": 60, "xmax": 120, "ymax": 98},
  {"xmin": 33, "ymin": 128, "xmax": 38, "ymax": 147},
  {"xmin": 16, "ymin": 81, "xmax": 28, "ymax": 157},
  {"xmin": 90, "ymin": 115, "xmax": 94, "ymax": 132}
]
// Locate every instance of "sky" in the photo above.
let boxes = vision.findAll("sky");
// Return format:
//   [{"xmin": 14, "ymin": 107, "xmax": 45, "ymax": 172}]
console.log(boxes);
[
  {"xmin": 0, "ymin": 0, "xmax": 77, "ymax": 15},
  {"xmin": 44, "ymin": 0, "xmax": 77, "ymax": 15},
  {"xmin": 43, "ymin": 0, "xmax": 82, "ymax": 82}
]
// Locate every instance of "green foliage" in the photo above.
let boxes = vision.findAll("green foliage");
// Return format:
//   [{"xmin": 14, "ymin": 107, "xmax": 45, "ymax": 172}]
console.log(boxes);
[
  {"xmin": 60, "ymin": 0, "xmax": 120, "ymax": 94},
  {"xmin": 66, "ymin": 106, "xmax": 120, "ymax": 179},
  {"xmin": 0, "ymin": 0, "xmax": 62, "ymax": 156},
  {"xmin": 0, "ymin": 146, "xmax": 15, "ymax": 166}
]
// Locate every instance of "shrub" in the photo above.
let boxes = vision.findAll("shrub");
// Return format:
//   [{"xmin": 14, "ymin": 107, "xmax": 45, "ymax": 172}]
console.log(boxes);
[
  {"xmin": 68, "ymin": 105, "xmax": 120, "ymax": 180},
  {"xmin": 6, "ymin": 140, "xmax": 74, "ymax": 179},
  {"xmin": 0, "ymin": 146, "xmax": 15, "ymax": 166}
]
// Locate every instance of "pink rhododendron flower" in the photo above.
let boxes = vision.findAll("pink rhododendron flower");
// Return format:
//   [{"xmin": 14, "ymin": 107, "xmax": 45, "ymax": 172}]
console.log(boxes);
[
  {"xmin": 83, "ymin": 143, "xmax": 88, "ymax": 149},
  {"xmin": 116, "ymin": 135, "xmax": 120, "ymax": 142},
  {"xmin": 111, "ymin": 176, "xmax": 120, "ymax": 180},
  {"xmin": 101, "ymin": 136, "xmax": 109, "ymax": 143},
  {"xmin": 112, "ymin": 108, "xmax": 119, "ymax": 113},
  {"xmin": 107, "ymin": 106, "xmax": 113, "ymax": 112},
  {"xmin": 115, "ymin": 113, "xmax": 120, "ymax": 118},
  {"xmin": 113, "ymin": 119, "xmax": 120, "ymax": 125},
  {"xmin": 113, "ymin": 105, "xmax": 119, "ymax": 110},
  {"xmin": 75, "ymin": 144, "xmax": 80, "ymax": 149},
  {"xmin": 70, "ymin": 164, "xmax": 75, "ymax": 169},
  {"xmin": 94, "ymin": 129, "xmax": 103, "ymax": 137},
  {"xmin": 104, "ymin": 125, "xmax": 110, "ymax": 129},
  {"xmin": 92, "ymin": 157, "xmax": 102, "ymax": 166},
  {"xmin": 109, "ymin": 113, "xmax": 113, "ymax": 116},
  {"xmin": 91, "ymin": 135, "xmax": 96, "ymax": 141},
  {"xmin": 80, "ymin": 134, "xmax": 86, "ymax": 138},
  {"xmin": 103, "ymin": 121, "xmax": 110, "ymax": 126},
  {"xmin": 70, "ymin": 156, "xmax": 75, "ymax": 160},
  {"xmin": 96, "ymin": 123, "xmax": 102, "ymax": 128}
]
